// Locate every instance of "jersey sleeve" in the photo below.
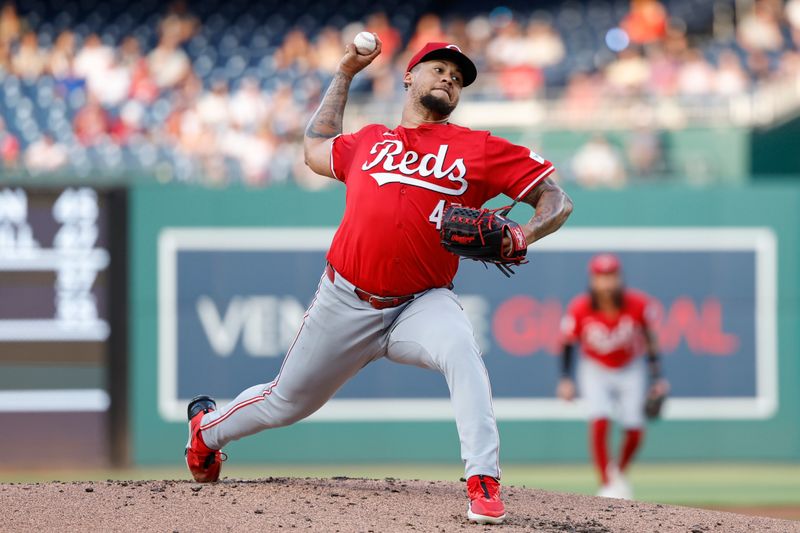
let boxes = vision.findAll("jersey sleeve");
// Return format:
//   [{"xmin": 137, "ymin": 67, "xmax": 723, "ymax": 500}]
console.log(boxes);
[
  {"xmin": 626, "ymin": 291, "xmax": 658, "ymax": 331},
  {"xmin": 561, "ymin": 297, "xmax": 583, "ymax": 343},
  {"xmin": 484, "ymin": 134, "xmax": 556, "ymax": 201},
  {"xmin": 330, "ymin": 133, "xmax": 356, "ymax": 183},
  {"xmin": 330, "ymin": 125, "xmax": 375, "ymax": 183},
  {"xmin": 641, "ymin": 295, "xmax": 659, "ymax": 328}
]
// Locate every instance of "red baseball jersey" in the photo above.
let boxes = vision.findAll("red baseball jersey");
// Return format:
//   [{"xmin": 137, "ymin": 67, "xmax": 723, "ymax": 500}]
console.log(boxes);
[
  {"xmin": 561, "ymin": 290, "xmax": 655, "ymax": 368},
  {"xmin": 327, "ymin": 122, "xmax": 555, "ymax": 296}
]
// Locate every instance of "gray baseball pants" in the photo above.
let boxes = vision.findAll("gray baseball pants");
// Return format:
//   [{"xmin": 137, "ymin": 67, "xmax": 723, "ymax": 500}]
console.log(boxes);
[{"xmin": 198, "ymin": 264, "xmax": 501, "ymax": 479}]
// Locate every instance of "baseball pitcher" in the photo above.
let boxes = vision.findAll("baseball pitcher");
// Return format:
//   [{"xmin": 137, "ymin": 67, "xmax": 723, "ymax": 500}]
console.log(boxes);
[{"xmin": 185, "ymin": 36, "xmax": 573, "ymax": 524}]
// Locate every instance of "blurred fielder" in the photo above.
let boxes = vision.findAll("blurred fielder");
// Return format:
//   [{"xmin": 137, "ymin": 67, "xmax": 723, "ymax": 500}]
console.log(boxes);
[{"xmin": 557, "ymin": 253, "xmax": 669, "ymax": 499}]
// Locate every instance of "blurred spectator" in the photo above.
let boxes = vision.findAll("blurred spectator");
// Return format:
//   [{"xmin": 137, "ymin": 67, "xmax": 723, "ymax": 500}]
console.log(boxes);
[
  {"xmin": 178, "ymin": 72, "xmax": 203, "ymax": 103},
  {"xmin": 50, "ymin": 31, "xmax": 85, "ymax": 98},
  {"xmin": 23, "ymin": 133, "xmax": 68, "ymax": 173},
  {"xmin": 230, "ymin": 78, "xmax": 268, "ymax": 130},
  {"xmin": 74, "ymin": 95, "xmax": 110, "ymax": 146},
  {"xmin": 662, "ymin": 23, "xmax": 689, "ymax": 58},
  {"xmin": 572, "ymin": 135, "xmax": 626, "ymax": 188},
  {"xmin": 159, "ymin": 0, "xmax": 198, "ymax": 45},
  {"xmin": 164, "ymin": 98, "xmax": 189, "ymax": 143},
  {"xmin": 737, "ymin": 0, "xmax": 784, "ymax": 52},
  {"xmin": 0, "ymin": 2, "xmax": 22, "ymax": 47},
  {"xmin": 746, "ymin": 50, "xmax": 772, "ymax": 81},
  {"xmin": 621, "ymin": 0, "xmax": 667, "ymax": 45},
  {"xmin": 274, "ymin": 29, "xmax": 313, "ymax": 71},
  {"xmin": 0, "ymin": 117, "xmax": 19, "ymax": 168},
  {"xmin": 351, "ymin": 14, "xmax": 397, "ymax": 97},
  {"xmin": 522, "ymin": 20, "xmax": 565, "ymax": 68},
  {"xmin": 88, "ymin": 55, "xmax": 131, "ymax": 107},
  {"xmin": 12, "ymin": 31, "xmax": 47, "ymax": 79},
  {"xmin": 74, "ymin": 33, "xmax": 114, "ymax": 82},
  {"xmin": 128, "ymin": 56, "xmax": 159, "ymax": 103},
  {"xmin": 313, "ymin": 26, "xmax": 343, "ymax": 75},
  {"xmin": 625, "ymin": 128, "xmax": 663, "ymax": 178},
  {"xmin": 497, "ymin": 64, "xmax": 543, "ymax": 99},
  {"xmin": 148, "ymin": 32, "xmax": 190, "ymax": 89},
  {"xmin": 563, "ymin": 71, "xmax": 604, "ymax": 119},
  {"xmin": 48, "ymin": 31, "xmax": 76, "ymax": 79},
  {"xmin": 486, "ymin": 20, "xmax": 523, "ymax": 68},
  {"xmin": 371, "ymin": 66, "xmax": 401, "ymax": 100},
  {"xmin": 646, "ymin": 46, "xmax": 679, "ymax": 96},
  {"xmin": 174, "ymin": 97, "xmax": 214, "ymax": 157},
  {"xmin": 406, "ymin": 14, "xmax": 447, "ymax": 56},
  {"xmin": 788, "ymin": 0, "xmax": 800, "ymax": 46},
  {"xmin": 269, "ymin": 141, "xmax": 297, "ymax": 184},
  {"xmin": 0, "ymin": 41, "xmax": 10, "ymax": 73},
  {"xmin": 197, "ymin": 80, "xmax": 230, "ymax": 128},
  {"xmin": 606, "ymin": 48, "xmax": 651, "ymax": 95},
  {"xmin": 220, "ymin": 124, "xmax": 275, "ymax": 186},
  {"xmin": 269, "ymin": 85, "xmax": 303, "ymax": 138},
  {"xmin": 118, "ymin": 36, "xmax": 143, "ymax": 68},
  {"xmin": 444, "ymin": 17, "xmax": 471, "ymax": 54},
  {"xmin": 366, "ymin": 13, "xmax": 401, "ymax": 66},
  {"xmin": 676, "ymin": 50, "xmax": 715, "ymax": 97},
  {"xmin": 120, "ymin": 37, "xmax": 157, "ymax": 105},
  {"xmin": 486, "ymin": 20, "xmax": 545, "ymax": 99},
  {"xmin": 465, "ymin": 16, "xmax": 493, "ymax": 60},
  {"xmin": 714, "ymin": 51, "xmax": 749, "ymax": 96},
  {"xmin": 246, "ymin": 129, "xmax": 278, "ymax": 186},
  {"xmin": 777, "ymin": 50, "xmax": 800, "ymax": 78},
  {"xmin": 110, "ymin": 100, "xmax": 145, "ymax": 144}
]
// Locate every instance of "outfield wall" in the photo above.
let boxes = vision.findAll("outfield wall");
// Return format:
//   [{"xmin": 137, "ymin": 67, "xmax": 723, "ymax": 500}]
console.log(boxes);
[{"xmin": 129, "ymin": 182, "xmax": 800, "ymax": 465}]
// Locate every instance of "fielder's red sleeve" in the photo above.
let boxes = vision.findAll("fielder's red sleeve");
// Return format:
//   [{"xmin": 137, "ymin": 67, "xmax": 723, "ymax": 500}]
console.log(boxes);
[{"xmin": 561, "ymin": 295, "xmax": 588, "ymax": 344}]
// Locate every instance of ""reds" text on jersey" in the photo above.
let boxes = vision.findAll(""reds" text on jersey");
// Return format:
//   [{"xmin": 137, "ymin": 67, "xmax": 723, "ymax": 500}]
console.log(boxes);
[
  {"xmin": 562, "ymin": 290, "xmax": 654, "ymax": 368},
  {"xmin": 361, "ymin": 139, "xmax": 468, "ymax": 195}
]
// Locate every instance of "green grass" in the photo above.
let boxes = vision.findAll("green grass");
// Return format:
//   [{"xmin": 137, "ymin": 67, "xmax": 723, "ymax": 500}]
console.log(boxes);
[{"xmin": 2, "ymin": 463, "xmax": 798, "ymax": 508}]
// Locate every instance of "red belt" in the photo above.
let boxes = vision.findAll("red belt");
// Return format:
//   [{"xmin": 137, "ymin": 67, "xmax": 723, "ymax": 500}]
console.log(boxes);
[{"xmin": 325, "ymin": 263, "xmax": 415, "ymax": 310}]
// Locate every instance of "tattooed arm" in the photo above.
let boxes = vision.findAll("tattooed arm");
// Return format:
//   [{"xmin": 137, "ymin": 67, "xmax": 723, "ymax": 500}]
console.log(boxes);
[
  {"xmin": 521, "ymin": 176, "xmax": 573, "ymax": 244},
  {"xmin": 303, "ymin": 35, "xmax": 382, "ymax": 178},
  {"xmin": 509, "ymin": 177, "xmax": 573, "ymax": 247}
]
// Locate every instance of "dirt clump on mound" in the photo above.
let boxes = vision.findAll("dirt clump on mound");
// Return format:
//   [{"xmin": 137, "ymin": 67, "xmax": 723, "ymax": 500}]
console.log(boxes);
[{"xmin": 1, "ymin": 476, "xmax": 797, "ymax": 532}]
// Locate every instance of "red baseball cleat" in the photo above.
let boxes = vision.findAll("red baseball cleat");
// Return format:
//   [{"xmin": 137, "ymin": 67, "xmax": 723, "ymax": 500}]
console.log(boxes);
[
  {"xmin": 467, "ymin": 474, "xmax": 506, "ymax": 524},
  {"xmin": 185, "ymin": 395, "xmax": 225, "ymax": 483}
]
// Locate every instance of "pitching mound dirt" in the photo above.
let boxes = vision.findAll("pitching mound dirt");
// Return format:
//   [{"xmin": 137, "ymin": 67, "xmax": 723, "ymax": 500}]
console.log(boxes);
[{"xmin": 1, "ymin": 477, "xmax": 797, "ymax": 532}]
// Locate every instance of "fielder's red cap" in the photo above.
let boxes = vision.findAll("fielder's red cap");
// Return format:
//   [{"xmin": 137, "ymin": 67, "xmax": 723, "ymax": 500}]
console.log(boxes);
[
  {"xmin": 589, "ymin": 253, "xmax": 621, "ymax": 275},
  {"xmin": 406, "ymin": 42, "xmax": 477, "ymax": 87}
]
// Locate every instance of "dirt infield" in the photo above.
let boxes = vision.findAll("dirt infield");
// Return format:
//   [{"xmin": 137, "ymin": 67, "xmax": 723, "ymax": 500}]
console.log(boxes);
[{"xmin": 1, "ymin": 477, "xmax": 797, "ymax": 532}]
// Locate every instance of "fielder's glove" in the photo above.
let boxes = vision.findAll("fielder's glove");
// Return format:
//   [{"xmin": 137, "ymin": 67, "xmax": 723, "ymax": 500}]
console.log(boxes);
[
  {"xmin": 644, "ymin": 392, "xmax": 667, "ymax": 420},
  {"xmin": 440, "ymin": 205, "xmax": 528, "ymax": 277}
]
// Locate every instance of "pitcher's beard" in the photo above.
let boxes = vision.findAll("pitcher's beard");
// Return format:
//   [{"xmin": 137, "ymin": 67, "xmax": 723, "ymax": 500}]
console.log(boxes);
[{"xmin": 420, "ymin": 93, "xmax": 456, "ymax": 117}]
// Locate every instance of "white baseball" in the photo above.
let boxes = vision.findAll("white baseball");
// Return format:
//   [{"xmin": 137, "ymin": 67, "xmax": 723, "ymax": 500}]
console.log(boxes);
[{"xmin": 353, "ymin": 32, "xmax": 377, "ymax": 55}]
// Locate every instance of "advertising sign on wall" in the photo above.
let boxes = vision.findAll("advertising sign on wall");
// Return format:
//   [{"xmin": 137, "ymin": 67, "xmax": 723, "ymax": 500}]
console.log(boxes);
[{"xmin": 158, "ymin": 227, "xmax": 776, "ymax": 422}]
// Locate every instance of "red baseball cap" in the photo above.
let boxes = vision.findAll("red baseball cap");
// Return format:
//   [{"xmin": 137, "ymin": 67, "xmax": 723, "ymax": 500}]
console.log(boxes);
[
  {"xmin": 589, "ymin": 253, "xmax": 621, "ymax": 275},
  {"xmin": 406, "ymin": 42, "xmax": 477, "ymax": 87}
]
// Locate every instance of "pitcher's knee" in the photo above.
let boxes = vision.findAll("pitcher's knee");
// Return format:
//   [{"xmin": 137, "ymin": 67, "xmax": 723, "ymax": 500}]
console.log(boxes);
[{"xmin": 435, "ymin": 336, "xmax": 484, "ymax": 374}]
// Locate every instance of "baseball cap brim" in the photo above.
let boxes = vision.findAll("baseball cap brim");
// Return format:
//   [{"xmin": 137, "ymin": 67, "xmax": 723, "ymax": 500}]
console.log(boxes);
[{"xmin": 410, "ymin": 47, "xmax": 477, "ymax": 87}]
